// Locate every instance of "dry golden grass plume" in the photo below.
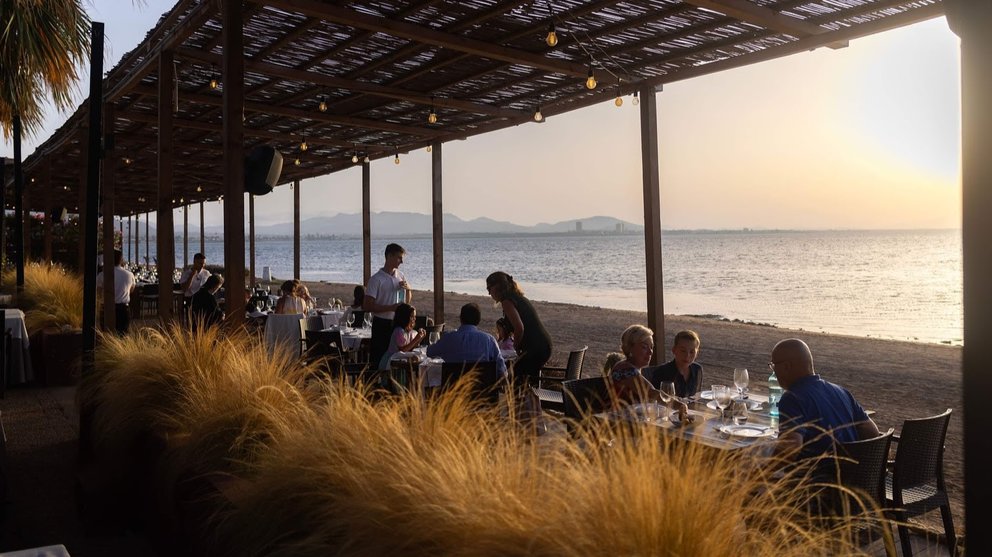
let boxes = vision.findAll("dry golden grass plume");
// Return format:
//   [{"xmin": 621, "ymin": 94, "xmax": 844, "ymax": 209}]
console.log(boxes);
[
  {"xmin": 211, "ymin": 379, "xmax": 890, "ymax": 557},
  {"xmin": 2, "ymin": 261, "xmax": 83, "ymax": 333}
]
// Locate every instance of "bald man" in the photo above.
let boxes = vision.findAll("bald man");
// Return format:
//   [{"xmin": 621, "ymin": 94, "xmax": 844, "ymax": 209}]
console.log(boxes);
[{"xmin": 771, "ymin": 339, "xmax": 879, "ymax": 460}]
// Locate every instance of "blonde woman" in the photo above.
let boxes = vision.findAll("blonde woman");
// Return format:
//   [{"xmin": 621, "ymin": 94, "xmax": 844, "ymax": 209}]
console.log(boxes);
[{"xmin": 610, "ymin": 325, "xmax": 689, "ymax": 420}]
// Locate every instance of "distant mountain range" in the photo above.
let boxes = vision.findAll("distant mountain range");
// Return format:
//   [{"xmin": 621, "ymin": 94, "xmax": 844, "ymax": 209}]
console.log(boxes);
[{"xmin": 179, "ymin": 212, "xmax": 642, "ymax": 238}]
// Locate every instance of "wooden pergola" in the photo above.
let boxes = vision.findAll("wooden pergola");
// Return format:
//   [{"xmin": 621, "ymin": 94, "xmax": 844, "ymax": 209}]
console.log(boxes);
[{"xmin": 6, "ymin": 0, "xmax": 992, "ymax": 546}]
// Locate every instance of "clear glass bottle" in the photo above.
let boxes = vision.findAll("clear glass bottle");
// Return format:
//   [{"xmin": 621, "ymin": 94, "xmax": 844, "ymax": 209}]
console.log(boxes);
[{"xmin": 768, "ymin": 370, "xmax": 783, "ymax": 417}]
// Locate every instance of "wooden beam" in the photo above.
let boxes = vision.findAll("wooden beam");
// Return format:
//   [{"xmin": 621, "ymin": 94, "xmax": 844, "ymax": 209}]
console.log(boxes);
[
  {"xmin": 249, "ymin": 194, "xmax": 256, "ymax": 287},
  {"xmin": 431, "ymin": 141, "xmax": 444, "ymax": 326},
  {"xmin": 362, "ymin": 162, "xmax": 371, "ymax": 286},
  {"xmin": 102, "ymin": 102, "xmax": 117, "ymax": 332},
  {"xmin": 293, "ymin": 179, "xmax": 301, "ymax": 280},
  {"xmin": 157, "ymin": 50, "xmax": 176, "ymax": 323},
  {"xmin": 222, "ymin": 0, "xmax": 247, "ymax": 322},
  {"xmin": 639, "ymin": 84, "xmax": 664, "ymax": 362},
  {"xmin": 253, "ymin": 0, "xmax": 589, "ymax": 78},
  {"xmin": 42, "ymin": 164, "xmax": 52, "ymax": 262},
  {"xmin": 183, "ymin": 204, "xmax": 189, "ymax": 268},
  {"xmin": 199, "ymin": 201, "xmax": 205, "ymax": 255},
  {"xmin": 77, "ymin": 127, "xmax": 88, "ymax": 271}
]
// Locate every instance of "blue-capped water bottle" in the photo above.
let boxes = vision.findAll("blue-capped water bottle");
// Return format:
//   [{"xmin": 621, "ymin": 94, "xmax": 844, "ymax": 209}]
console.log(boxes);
[{"xmin": 768, "ymin": 369, "xmax": 783, "ymax": 417}]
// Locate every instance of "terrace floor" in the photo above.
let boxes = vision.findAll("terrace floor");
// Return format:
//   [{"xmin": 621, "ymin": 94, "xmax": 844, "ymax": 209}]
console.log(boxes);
[{"xmin": 0, "ymin": 382, "xmax": 957, "ymax": 556}]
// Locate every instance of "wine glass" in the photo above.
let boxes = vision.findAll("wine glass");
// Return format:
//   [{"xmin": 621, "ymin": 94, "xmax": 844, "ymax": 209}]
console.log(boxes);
[
  {"xmin": 712, "ymin": 384, "xmax": 732, "ymax": 422},
  {"xmin": 733, "ymin": 368, "xmax": 750, "ymax": 400},
  {"xmin": 428, "ymin": 331, "xmax": 440, "ymax": 346},
  {"xmin": 363, "ymin": 312, "xmax": 372, "ymax": 329},
  {"xmin": 346, "ymin": 313, "xmax": 356, "ymax": 328},
  {"xmin": 660, "ymin": 381, "xmax": 676, "ymax": 418}
]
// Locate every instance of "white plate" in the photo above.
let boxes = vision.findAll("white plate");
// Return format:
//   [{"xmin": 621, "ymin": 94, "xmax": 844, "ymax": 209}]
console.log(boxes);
[
  {"xmin": 706, "ymin": 400, "xmax": 762, "ymax": 411},
  {"xmin": 718, "ymin": 424, "xmax": 775, "ymax": 438},
  {"xmin": 698, "ymin": 390, "xmax": 713, "ymax": 400}
]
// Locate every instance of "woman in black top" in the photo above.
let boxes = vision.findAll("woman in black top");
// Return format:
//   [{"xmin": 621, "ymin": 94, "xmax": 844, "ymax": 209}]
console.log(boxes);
[{"xmin": 486, "ymin": 271, "xmax": 552, "ymax": 387}]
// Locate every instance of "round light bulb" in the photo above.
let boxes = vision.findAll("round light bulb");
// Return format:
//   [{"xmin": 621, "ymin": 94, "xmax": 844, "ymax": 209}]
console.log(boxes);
[
  {"xmin": 363, "ymin": 155, "xmax": 370, "ymax": 163},
  {"xmin": 294, "ymin": 157, "xmax": 301, "ymax": 166},
  {"xmin": 585, "ymin": 70, "xmax": 597, "ymax": 90},
  {"xmin": 546, "ymin": 24, "xmax": 558, "ymax": 47},
  {"xmin": 300, "ymin": 140, "xmax": 308, "ymax": 152},
  {"xmin": 615, "ymin": 96, "xmax": 623, "ymax": 107},
  {"xmin": 427, "ymin": 110, "xmax": 438, "ymax": 124},
  {"xmin": 534, "ymin": 108, "xmax": 543, "ymax": 122},
  {"xmin": 352, "ymin": 154, "xmax": 359, "ymax": 163},
  {"xmin": 318, "ymin": 100, "xmax": 328, "ymax": 112},
  {"xmin": 209, "ymin": 78, "xmax": 219, "ymax": 90},
  {"xmin": 394, "ymin": 154, "xmax": 400, "ymax": 165},
  {"xmin": 426, "ymin": 145, "xmax": 432, "ymax": 153},
  {"xmin": 632, "ymin": 92, "xmax": 640, "ymax": 106},
  {"xmin": 196, "ymin": 185, "xmax": 202, "ymax": 192}
]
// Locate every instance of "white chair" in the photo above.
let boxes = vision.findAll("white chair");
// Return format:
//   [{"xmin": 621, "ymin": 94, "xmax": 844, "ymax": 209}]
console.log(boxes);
[{"xmin": 263, "ymin": 314, "xmax": 306, "ymax": 357}]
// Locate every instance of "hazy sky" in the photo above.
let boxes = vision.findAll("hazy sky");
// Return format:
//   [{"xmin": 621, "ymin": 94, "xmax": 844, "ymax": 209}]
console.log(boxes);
[{"xmin": 2, "ymin": 2, "xmax": 962, "ymax": 230}]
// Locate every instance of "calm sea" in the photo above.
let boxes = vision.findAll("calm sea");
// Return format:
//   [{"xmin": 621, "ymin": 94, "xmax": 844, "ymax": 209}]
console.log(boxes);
[{"xmin": 163, "ymin": 229, "xmax": 962, "ymax": 345}]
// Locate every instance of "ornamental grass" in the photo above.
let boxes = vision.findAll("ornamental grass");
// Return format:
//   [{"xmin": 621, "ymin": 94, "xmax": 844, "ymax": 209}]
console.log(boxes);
[
  {"xmin": 2, "ymin": 261, "xmax": 83, "ymax": 333},
  {"xmin": 86, "ymin": 326, "xmax": 892, "ymax": 556}
]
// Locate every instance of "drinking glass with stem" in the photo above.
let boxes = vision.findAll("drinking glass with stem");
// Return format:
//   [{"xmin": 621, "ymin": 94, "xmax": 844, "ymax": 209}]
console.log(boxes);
[
  {"xmin": 428, "ymin": 331, "xmax": 440, "ymax": 346},
  {"xmin": 363, "ymin": 312, "xmax": 373, "ymax": 329},
  {"xmin": 733, "ymin": 368, "xmax": 750, "ymax": 400},
  {"xmin": 712, "ymin": 384, "xmax": 732, "ymax": 422},
  {"xmin": 660, "ymin": 381, "xmax": 677, "ymax": 420}
]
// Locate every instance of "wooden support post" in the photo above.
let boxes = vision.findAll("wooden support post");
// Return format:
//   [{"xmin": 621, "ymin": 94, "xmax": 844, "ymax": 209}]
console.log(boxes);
[
  {"xmin": 42, "ymin": 165, "xmax": 52, "ymax": 262},
  {"xmin": 639, "ymin": 84, "xmax": 665, "ymax": 362},
  {"xmin": 249, "ymin": 193, "xmax": 256, "ymax": 286},
  {"xmin": 82, "ymin": 22, "xmax": 104, "ymax": 356},
  {"xmin": 199, "ymin": 201, "xmax": 205, "ymax": 255},
  {"xmin": 77, "ymin": 127, "xmax": 88, "ymax": 272},
  {"xmin": 183, "ymin": 204, "xmax": 189, "ymax": 268},
  {"xmin": 431, "ymin": 141, "xmax": 444, "ymax": 325},
  {"xmin": 157, "ymin": 50, "xmax": 176, "ymax": 322},
  {"xmin": 12, "ymin": 117, "xmax": 23, "ymax": 290},
  {"xmin": 222, "ymin": 0, "xmax": 246, "ymax": 320},
  {"xmin": 135, "ymin": 213, "xmax": 140, "ymax": 267},
  {"xmin": 102, "ymin": 102, "xmax": 117, "ymax": 332},
  {"xmin": 293, "ymin": 179, "xmax": 301, "ymax": 280},
  {"xmin": 948, "ymin": 0, "xmax": 992, "ymax": 550},
  {"xmin": 21, "ymin": 186, "xmax": 30, "ymax": 264},
  {"xmin": 0, "ymin": 160, "xmax": 5, "ymax": 289},
  {"xmin": 144, "ymin": 212, "xmax": 149, "ymax": 268},
  {"xmin": 362, "ymin": 162, "xmax": 371, "ymax": 286}
]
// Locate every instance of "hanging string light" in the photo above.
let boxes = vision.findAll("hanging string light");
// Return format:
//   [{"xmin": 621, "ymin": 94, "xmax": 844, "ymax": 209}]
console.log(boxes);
[
  {"xmin": 394, "ymin": 151, "xmax": 400, "ymax": 165},
  {"xmin": 294, "ymin": 157, "xmax": 301, "ymax": 166},
  {"xmin": 533, "ymin": 106, "xmax": 543, "ymax": 122},
  {"xmin": 299, "ymin": 135, "xmax": 308, "ymax": 152},
  {"xmin": 196, "ymin": 185, "xmax": 202, "ymax": 192},
  {"xmin": 318, "ymin": 93, "xmax": 328, "ymax": 112},
  {"xmin": 122, "ymin": 156, "xmax": 133, "ymax": 165},
  {"xmin": 363, "ymin": 155, "xmax": 370, "ymax": 163},
  {"xmin": 632, "ymin": 90, "xmax": 640, "ymax": 106},
  {"xmin": 585, "ymin": 66, "xmax": 597, "ymax": 90},
  {"xmin": 615, "ymin": 79, "xmax": 623, "ymax": 107},
  {"xmin": 427, "ymin": 97, "xmax": 438, "ymax": 124},
  {"xmin": 545, "ymin": 22, "xmax": 558, "ymax": 47},
  {"xmin": 209, "ymin": 64, "xmax": 219, "ymax": 90},
  {"xmin": 426, "ymin": 145, "xmax": 432, "ymax": 153},
  {"xmin": 352, "ymin": 145, "xmax": 359, "ymax": 164}
]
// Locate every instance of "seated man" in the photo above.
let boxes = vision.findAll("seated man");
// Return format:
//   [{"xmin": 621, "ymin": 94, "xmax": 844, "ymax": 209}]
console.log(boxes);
[
  {"xmin": 772, "ymin": 338, "xmax": 879, "ymax": 464},
  {"xmin": 190, "ymin": 274, "xmax": 225, "ymax": 330},
  {"xmin": 426, "ymin": 303, "xmax": 506, "ymax": 376}
]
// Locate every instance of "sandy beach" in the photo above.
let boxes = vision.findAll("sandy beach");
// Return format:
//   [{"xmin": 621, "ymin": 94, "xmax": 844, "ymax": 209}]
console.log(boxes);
[{"xmin": 303, "ymin": 280, "xmax": 964, "ymax": 533}]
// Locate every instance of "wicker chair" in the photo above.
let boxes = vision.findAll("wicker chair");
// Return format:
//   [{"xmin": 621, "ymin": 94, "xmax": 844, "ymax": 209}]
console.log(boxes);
[
  {"xmin": 562, "ymin": 377, "xmax": 612, "ymax": 434},
  {"xmin": 885, "ymin": 409, "xmax": 955, "ymax": 557},
  {"xmin": 439, "ymin": 361, "xmax": 502, "ymax": 404},
  {"xmin": 534, "ymin": 346, "xmax": 588, "ymax": 413}
]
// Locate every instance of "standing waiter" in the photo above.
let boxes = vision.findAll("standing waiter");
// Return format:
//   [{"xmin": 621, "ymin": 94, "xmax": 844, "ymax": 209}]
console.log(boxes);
[
  {"xmin": 364, "ymin": 243, "xmax": 412, "ymax": 366},
  {"xmin": 96, "ymin": 249, "xmax": 136, "ymax": 334}
]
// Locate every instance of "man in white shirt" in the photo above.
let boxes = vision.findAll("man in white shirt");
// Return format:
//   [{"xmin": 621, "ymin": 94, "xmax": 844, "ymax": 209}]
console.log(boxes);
[
  {"xmin": 96, "ymin": 249, "xmax": 137, "ymax": 334},
  {"xmin": 179, "ymin": 252, "xmax": 211, "ymax": 309},
  {"xmin": 364, "ymin": 243, "xmax": 412, "ymax": 366}
]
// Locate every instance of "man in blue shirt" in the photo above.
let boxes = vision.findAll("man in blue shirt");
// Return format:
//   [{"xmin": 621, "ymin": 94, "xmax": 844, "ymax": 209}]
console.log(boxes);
[
  {"xmin": 772, "ymin": 338, "xmax": 879, "ymax": 461},
  {"xmin": 427, "ymin": 303, "xmax": 506, "ymax": 376}
]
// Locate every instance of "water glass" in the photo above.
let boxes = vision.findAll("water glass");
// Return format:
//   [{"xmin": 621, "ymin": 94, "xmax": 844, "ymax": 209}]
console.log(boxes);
[
  {"xmin": 731, "ymin": 400, "xmax": 749, "ymax": 425},
  {"xmin": 429, "ymin": 331, "xmax": 440, "ymax": 345},
  {"xmin": 712, "ymin": 384, "xmax": 732, "ymax": 421},
  {"xmin": 733, "ymin": 368, "xmax": 749, "ymax": 399},
  {"xmin": 660, "ymin": 380, "xmax": 676, "ymax": 414}
]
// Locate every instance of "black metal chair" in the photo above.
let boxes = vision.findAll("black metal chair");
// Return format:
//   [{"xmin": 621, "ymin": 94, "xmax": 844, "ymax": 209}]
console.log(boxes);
[
  {"xmin": 438, "ymin": 361, "xmax": 502, "ymax": 404},
  {"xmin": 885, "ymin": 408, "xmax": 955, "ymax": 557},
  {"xmin": 562, "ymin": 377, "xmax": 612, "ymax": 434},
  {"xmin": 534, "ymin": 346, "xmax": 588, "ymax": 413}
]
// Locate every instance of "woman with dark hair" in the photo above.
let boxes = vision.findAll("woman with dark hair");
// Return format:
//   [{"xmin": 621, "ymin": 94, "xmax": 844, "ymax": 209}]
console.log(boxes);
[
  {"xmin": 351, "ymin": 285, "xmax": 365, "ymax": 308},
  {"xmin": 486, "ymin": 271, "xmax": 552, "ymax": 387},
  {"xmin": 377, "ymin": 302, "xmax": 426, "ymax": 370}
]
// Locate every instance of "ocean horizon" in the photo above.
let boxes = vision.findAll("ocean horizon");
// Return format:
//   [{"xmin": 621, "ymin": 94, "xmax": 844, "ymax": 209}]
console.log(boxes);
[{"xmin": 148, "ymin": 229, "xmax": 961, "ymax": 346}]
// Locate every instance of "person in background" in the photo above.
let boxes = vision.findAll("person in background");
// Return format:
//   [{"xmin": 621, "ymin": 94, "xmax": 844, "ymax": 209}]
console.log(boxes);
[
  {"xmin": 191, "ymin": 274, "xmax": 225, "ymax": 330},
  {"xmin": 96, "ymin": 249, "xmax": 136, "ymax": 335},
  {"xmin": 486, "ymin": 271, "xmax": 551, "ymax": 389},
  {"xmin": 602, "ymin": 352, "xmax": 625, "ymax": 376},
  {"xmin": 644, "ymin": 330, "xmax": 703, "ymax": 398},
  {"xmin": 297, "ymin": 282, "xmax": 315, "ymax": 312},
  {"xmin": 365, "ymin": 243, "xmax": 412, "ymax": 366},
  {"xmin": 351, "ymin": 285, "xmax": 365, "ymax": 309},
  {"xmin": 179, "ymin": 253, "xmax": 211, "ymax": 309},
  {"xmin": 609, "ymin": 325, "xmax": 688, "ymax": 420},
  {"xmin": 494, "ymin": 317, "xmax": 515, "ymax": 351},
  {"xmin": 378, "ymin": 303, "xmax": 426, "ymax": 370},
  {"xmin": 428, "ymin": 303, "xmax": 506, "ymax": 376},
  {"xmin": 274, "ymin": 279, "xmax": 307, "ymax": 314},
  {"xmin": 772, "ymin": 338, "xmax": 879, "ymax": 462}
]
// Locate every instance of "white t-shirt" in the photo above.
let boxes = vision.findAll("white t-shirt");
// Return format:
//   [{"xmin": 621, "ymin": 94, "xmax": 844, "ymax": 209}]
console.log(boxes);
[
  {"xmin": 180, "ymin": 267, "xmax": 211, "ymax": 297},
  {"xmin": 366, "ymin": 267, "xmax": 406, "ymax": 320},
  {"xmin": 96, "ymin": 266, "xmax": 137, "ymax": 304}
]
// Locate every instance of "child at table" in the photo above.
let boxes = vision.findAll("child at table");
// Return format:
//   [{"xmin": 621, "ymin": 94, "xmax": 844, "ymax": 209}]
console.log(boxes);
[
  {"xmin": 495, "ymin": 317, "xmax": 515, "ymax": 351},
  {"xmin": 644, "ymin": 330, "xmax": 703, "ymax": 398},
  {"xmin": 378, "ymin": 303, "xmax": 426, "ymax": 370}
]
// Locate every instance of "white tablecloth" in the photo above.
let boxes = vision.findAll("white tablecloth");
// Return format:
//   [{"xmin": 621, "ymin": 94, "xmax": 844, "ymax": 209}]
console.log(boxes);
[
  {"xmin": 4, "ymin": 309, "xmax": 33, "ymax": 385},
  {"xmin": 390, "ymin": 351, "xmax": 442, "ymax": 387},
  {"xmin": 339, "ymin": 327, "xmax": 372, "ymax": 351},
  {"xmin": 319, "ymin": 310, "xmax": 345, "ymax": 328}
]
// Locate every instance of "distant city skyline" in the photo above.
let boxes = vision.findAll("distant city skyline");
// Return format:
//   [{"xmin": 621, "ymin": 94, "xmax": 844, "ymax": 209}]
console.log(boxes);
[{"xmin": 1, "ymin": 2, "xmax": 962, "ymax": 231}]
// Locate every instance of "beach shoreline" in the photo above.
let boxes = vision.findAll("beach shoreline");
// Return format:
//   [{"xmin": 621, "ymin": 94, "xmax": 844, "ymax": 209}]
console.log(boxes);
[{"xmin": 301, "ymin": 280, "xmax": 965, "ymax": 533}]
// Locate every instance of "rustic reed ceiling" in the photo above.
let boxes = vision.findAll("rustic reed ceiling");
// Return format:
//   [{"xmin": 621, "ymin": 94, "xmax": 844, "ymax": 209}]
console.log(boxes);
[{"xmin": 16, "ymin": 0, "xmax": 944, "ymax": 215}]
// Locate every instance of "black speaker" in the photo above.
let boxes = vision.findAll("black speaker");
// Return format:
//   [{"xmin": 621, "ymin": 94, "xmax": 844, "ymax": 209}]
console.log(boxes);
[{"xmin": 244, "ymin": 145, "xmax": 283, "ymax": 196}]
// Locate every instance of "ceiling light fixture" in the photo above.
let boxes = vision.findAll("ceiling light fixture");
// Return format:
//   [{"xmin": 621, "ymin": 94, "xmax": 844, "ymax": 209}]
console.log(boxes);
[
  {"xmin": 427, "ymin": 97, "xmax": 438, "ymax": 124},
  {"xmin": 300, "ymin": 135, "xmax": 308, "ymax": 152},
  {"xmin": 209, "ymin": 64, "xmax": 220, "ymax": 90},
  {"xmin": 545, "ymin": 22, "xmax": 558, "ymax": 47},
  {"xmin": 615, "ymin": 79, "xmax": 623, "ymax": 107},
  {"xmin": 632, "ymin": 90, "xmax": 640, "ymax": 106},
  {"xmin": 426, "ymin": 145, "xmax": 432, "ymax": 153},
  {"xmin": 534, "ymin": 106, "xmax": 543, "ymax": 122},
  {"xmin": 363, "ymin": 155, "xmax": 370, "ymax": 163},
  {"xmin": 585, "ymin": 67, "xmax": 597, "ymax": 90},
  {"xmin": 394, "ymin": 152, "xmax": 400, "ymax": 165},
  {"xmin": 318, "ymin": 94, "xmax": 328, "ymax": 113}
]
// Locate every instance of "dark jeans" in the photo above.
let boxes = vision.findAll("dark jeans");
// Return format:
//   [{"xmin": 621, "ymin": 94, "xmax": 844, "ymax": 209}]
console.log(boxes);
[
  {"xmin": 115, "ymin": 303, "xmax": 130, "ymax": 335},
  {"xmin": 512, "ymin": 348, "xmax": 551, "ymax": 388},
  {"xmin": 370, "ymin": 316, "xmax": 392, "ymax": 368}
]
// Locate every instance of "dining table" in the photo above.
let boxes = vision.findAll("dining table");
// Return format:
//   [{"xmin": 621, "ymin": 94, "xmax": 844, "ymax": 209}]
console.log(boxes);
[
  {"xmin": 596, "ymin": 391, "xmax": 779, "ymax": 453},
  {"xmin": 306, "ymin": 310, "xmax": 345, "ymax": 331},
  {"xmin": 389, "ymin": 349, "xmax": 443, "ymax": 388}
]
